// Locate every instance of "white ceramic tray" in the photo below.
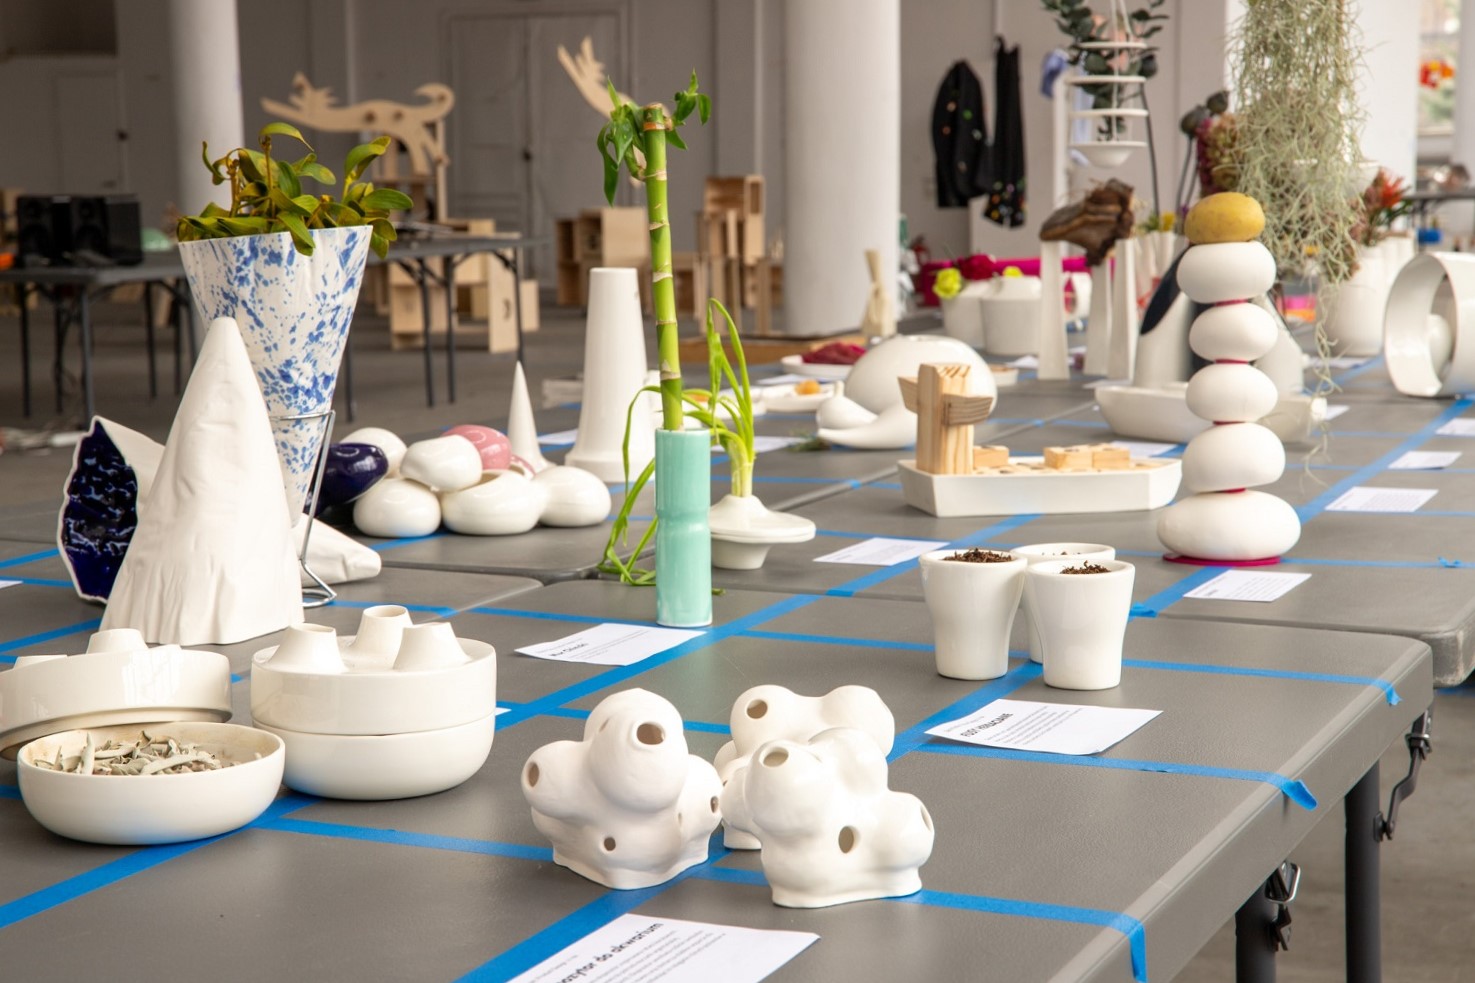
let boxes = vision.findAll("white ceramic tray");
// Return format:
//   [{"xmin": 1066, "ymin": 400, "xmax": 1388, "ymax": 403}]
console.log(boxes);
[
  {"xmin": 780, "ymin": 354, "xmax": 853, "ymax": 381},
  {"xmin": 898, "ymin": 457, "xmax": 1182, "ymax": 517},
  {"xmin": 1095, "ymin": 384, "xmax": 1326, "ymax": 444}
]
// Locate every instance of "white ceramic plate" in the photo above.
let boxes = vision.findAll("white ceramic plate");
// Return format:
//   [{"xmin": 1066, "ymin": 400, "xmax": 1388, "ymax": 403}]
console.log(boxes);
[
  {"xmin": 17, "ymin": 722, "xmax": 285, "ymax": 845},
  {"xmin": 760, "ymin": 381, "xmax": 839, "ymax": 413},
  {"xmin": 780, "ymin": 354, "xmax": 853, "ymax": 381}
]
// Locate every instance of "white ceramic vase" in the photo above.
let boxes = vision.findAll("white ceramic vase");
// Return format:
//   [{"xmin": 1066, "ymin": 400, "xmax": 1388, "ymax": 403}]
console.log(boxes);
[
  {"xmin": 178, "ymin": 226, "xmax": 371, "ymax": 515},
  {"xmin": 980, "ymin": 275, "xmax": 1044, "ymax": 356},
  {"xmin": 1025, "ymin": 558, "xmax": 1136, "ymax": 690},
  {"xmin": 1384, "ymin": 251, "xmax": 1475, "ymax": 398},
  {"xmin": 566, "ymin": 268, "xmax": 656, "ymax": 482},
  {"xmin": 713, "ymin": 684, "xmax": 895, "ymax": 849},
  {"xmin": 521, "ymin": 689, "xmax": 722, "ymax": 890},
  {"xmin": 708, "ymin": 494, "xmax": 816, "ymax": 570},
  {"xmin": 1323, "ymin": 247, "xmax": 1388, "ymax": 357},
  {"xmin": 1011, "ymin": 543, "xmax": 1116, "ymax": 663},
  {"xmin": 719, "ymin": 727, "xmax": 933, "ymax": 908},
  {"xmin": 507, "ymin": 361, "xmax": 552, "ymax": 473},
  {"xmin": 917, "ymin": 549, "xmax": 1026, "ymax": 680}
]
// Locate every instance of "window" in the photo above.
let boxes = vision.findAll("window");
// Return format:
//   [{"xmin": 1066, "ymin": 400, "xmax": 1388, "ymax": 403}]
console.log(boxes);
[{"xmin": 1418, "ymin": 0, "xmax": 1459, "ymax": 136}]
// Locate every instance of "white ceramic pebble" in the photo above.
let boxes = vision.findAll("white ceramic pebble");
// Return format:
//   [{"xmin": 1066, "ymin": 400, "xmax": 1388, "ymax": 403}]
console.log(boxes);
[
  {"xmin": 1187, "ymin": 302, "xmax": 1280, "ymax": 362},
  {"xmin": 533, "ymin": 466, "xmax": 613, "ymax": 527},
  {"xmin": 1176, "ymin": 241, "xmax": 1277, "ymax": 304},
  {"xmin": 1184, "ymin": 363, "xmax": 1281, "ymax": 423},
  {"xmin": 1157, "ymin": 490, "xmax": 1301, "ymax": 560},
  {"xmin": 521, "ymin": 689, "xmax": 723, "ymax": 890},
  {"xmin": 352, "ymin": 477, "xmax": 442, "ymax": 539},
  {"xmin": 399, "ymin": 435, "xmax": 483, "ymax": 492},
  {"xmin": 713, "ymin": 685, "xmax": 895, "ymax": 849},
  {"xmin": 340, "ymin": 427, "xmax": 407, "ymax": 474},
  {"xmin": 720, "ymin": 727, "xmax": 934, "ymax": 908},
  {"xmin": 1180, "ymin": 423, "xmax": 1286, "ymax": 493},
  {"xmin": 439, "ymin": 471, "xmax": 545, "ymax": 536}
]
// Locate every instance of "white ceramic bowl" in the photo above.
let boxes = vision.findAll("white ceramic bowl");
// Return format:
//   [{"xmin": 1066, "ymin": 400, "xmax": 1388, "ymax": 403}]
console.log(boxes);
[
  {"xmin": 780, "ymin": 354, "xmax": 852, "ymax": 381},
  {"xmin": 251, "ymin": 631, "xmax": 496, "ymax": 736},
  {"xmin": 256, "ymin": 715, "xmax": 495, "ymax": 800},
  {"xmin": 761, "ymin": 381, "xmax": 839, "ymax": 413},
  {"xmin": 0, "ymin": 647, "xmax": 232, "ymax": 759},
  {"xmin": 16, "ymin": 722, "xmax": 285, "ymax": 845}
]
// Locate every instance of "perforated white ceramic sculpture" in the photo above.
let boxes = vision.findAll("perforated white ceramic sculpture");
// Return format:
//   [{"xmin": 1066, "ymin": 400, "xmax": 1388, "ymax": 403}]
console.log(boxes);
[
  {"xmin": 713, "ymin": 685, "xmax": 895, "ymax": 849},
  {"xmin": 521, "ymin": 689, "xmax": 722, "ymax": 890},
  {"xmin": 720, "ymin": 727, "xmax": 934, "ymax": 908},
  {"xmin": 1156, "ymin": 196, "xmax": 1301, "ymax": 563}
]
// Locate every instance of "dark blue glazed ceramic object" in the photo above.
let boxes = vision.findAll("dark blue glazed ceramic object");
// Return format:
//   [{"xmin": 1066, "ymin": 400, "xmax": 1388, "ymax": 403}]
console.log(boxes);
[
  {"xmin": 59, "ymin": 422, "xmax": 140, "ymax": 601},
  {"xmin": 317, "ymin": 442, "xmax": 389, "ymax": 514}
]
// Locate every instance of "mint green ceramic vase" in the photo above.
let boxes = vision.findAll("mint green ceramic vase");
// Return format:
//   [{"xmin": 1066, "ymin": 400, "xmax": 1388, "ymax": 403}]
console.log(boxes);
[{"xmin": 655, "ymin": 429, "xmax": 713, "ymax": 627}]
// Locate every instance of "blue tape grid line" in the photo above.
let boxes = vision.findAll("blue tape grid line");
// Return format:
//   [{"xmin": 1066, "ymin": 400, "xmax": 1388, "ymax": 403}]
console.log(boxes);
[
  {"xmin": 0, "ymin": 548, "xmax": 59, "ymax": 570},
  {"xmin": 0, "ymin": 618, "xmax": 102, "ymax": 662},
  {"xmin": 0, "ymin": 785, "xmax": 19, "ymax": 800},
  {"xmin": 329, "ymin": 599, "xmax": 458, "ymax": 617},
  {"xmin": 1332, "ymin": 355, "xmax": 1385, "ymax": 385}
]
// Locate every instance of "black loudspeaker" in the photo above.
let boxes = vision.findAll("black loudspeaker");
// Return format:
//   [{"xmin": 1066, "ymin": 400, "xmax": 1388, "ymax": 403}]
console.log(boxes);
[
  {"xmin": 15, "ymin": 195, "xmax": 70, "ymax": 267},
  {"xmin": 68, "ymin": 195, "xmax": 143, "ymax": 265}
]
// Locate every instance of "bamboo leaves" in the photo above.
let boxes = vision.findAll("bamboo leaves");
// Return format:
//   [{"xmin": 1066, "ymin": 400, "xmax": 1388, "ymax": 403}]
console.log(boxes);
[{"xmin": 179, "ymin": 123, "xmax": 414, "ymax": 258}]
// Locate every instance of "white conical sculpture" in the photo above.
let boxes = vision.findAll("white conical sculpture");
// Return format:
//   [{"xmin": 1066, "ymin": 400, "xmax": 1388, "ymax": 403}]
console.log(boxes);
[
  {"xmin": 720, "ymin": 727, "xmax": 934, "ymax": 908},
  {"xmin": 713, "ymin": 685, "xmax": 895, "ymax": 848},
  {"xmin": 507, "ymin": 361, "xmax": 552, "ymax": 473},
  {"xmin": 521, "ymin": 689, "xmax": 722, "ymax": 890},
  {"xmin": 103, "ymin": 318, "xmax": 304, "ymax": 644},
  {"xmin": 567, "ymin": 268, "xmax": 656, "ymax": 482},
  {"xmin": 1157, "ymin": 194, "xmax": 1301, "ymax": 562}
]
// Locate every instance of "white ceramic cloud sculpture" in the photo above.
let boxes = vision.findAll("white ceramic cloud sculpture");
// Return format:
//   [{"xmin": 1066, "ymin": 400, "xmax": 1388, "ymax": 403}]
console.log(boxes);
[
  {"xmin": 720, "ymin": 727, "xmax": 934, "ymax": 908},
  {"xmin": 521, "ymin": 689, "xmax": 723, "ymax": 890},
  {"xmin": 713, "ymin": 685, "xmax": 895, "ymax": 849}
]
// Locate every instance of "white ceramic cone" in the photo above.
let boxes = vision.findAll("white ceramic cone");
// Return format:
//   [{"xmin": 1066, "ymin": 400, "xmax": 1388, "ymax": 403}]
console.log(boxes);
[
  {"xmin": 1108, "ymin": 241, "xmax": 1139, "ymax": 381},
  {"xmin": 1083, "ymin": 263, "xmax": 1113, "ymax": 376},
  {"xmin": 267, "ymin": 623, "xmax": 346, "ymax": 674},
  {"xmin": 1036, "ymin": 242, "xmax": 1070, "ymax": 380},
  {"xmin": 508, "ymin": 361, "xmax": 552, "ymax": 473},
  {"xmin": 102, "ymin": 318, "xmax": 304, "ymax": 645},
  {"xmin": 567, "ymin": 269, "xmax": 656, "ymax": 482}
]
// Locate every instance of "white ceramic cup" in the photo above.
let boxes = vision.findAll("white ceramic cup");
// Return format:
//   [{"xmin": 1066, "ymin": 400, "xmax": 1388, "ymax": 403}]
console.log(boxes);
[
  {"xmin": 346, "ymin": 604, "xmax": 412, "ymax": 664},
  {"xmin": 267, "ymin": 623, "xmax": 346, "ymax": 674},
  {"xmin": 1011, "ymin": 544, "xmax": 1117, "ymax": 663},
  {"xmin": 1025, "ymin": 558, "xmax": 1136, "ymax": 690},
  {"xmin": 918, "ymin": 549, "xmax": 1026, "ymax": 680}
]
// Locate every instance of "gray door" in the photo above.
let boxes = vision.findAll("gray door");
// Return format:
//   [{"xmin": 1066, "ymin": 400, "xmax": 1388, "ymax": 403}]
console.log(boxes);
[{"xmin": 447, "ymin": 7, "xmax": 628, "ymax": 283}]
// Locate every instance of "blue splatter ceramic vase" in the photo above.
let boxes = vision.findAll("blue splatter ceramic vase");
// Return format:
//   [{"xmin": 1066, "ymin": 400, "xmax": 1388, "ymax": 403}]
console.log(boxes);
[{"xmin": 178, "ymin": 226, "xmax": 371, "ymax": 515}]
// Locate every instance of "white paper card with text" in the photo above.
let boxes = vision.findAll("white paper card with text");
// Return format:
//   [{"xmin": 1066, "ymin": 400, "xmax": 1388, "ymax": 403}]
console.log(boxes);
[
  {"xmin": 517, "ymin": 624, "xmax": 704, "ymax": 667},
  {"xmin": 927, "ymin": 699, "xmax": 1161, "ymax": 756}
]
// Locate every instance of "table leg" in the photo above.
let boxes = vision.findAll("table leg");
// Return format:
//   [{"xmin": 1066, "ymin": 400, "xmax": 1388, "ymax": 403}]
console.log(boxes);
[
  {"xmin": 78, "ymin": 289, "xmax": 95, "ymax": 422},
  {"xmin": 1346, "ymin": 762, "xmax": 1382, "ymax": 983},
  {"xmin": 52, "ymin": 295, "xmax": 66, "ymax": 414},
  {"xmin": 445, "ymin": 255, "xmax": 458, "ymax": 404},
  {"xmin": 1235, "ymin": 887, "xmax": 1279, "ymax": 983},
  {"xmin": 510, "ymin": 248, "xmax": 525, "ymax": 368},
  {"xmin": 143, "ymin": 284, "xmax": 158, "ymax": 398},
  {"xmin": 18, "ymin": 285, "xmax": 31, "ymax": 417},
  {"xmin": 418, "ymin": 258, "xmax": 435, "ymax": 407}
]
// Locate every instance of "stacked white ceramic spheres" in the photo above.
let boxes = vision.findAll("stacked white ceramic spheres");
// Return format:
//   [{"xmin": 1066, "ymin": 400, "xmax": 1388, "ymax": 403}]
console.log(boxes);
[{"xmin": 1156, "ymin": 193, "xmax": 1302, "ymax": 562}]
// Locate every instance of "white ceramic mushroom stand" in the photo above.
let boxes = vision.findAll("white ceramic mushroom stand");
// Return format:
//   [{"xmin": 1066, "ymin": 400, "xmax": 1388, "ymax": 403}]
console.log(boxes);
[
  {"xmin": 815, "ymin": 335, "xmax": 995, "ymax": 450},
  {"xmin": 708, "ymin": 494, "xmax": 816, "ymax": 570},
  {"xmin": 250, "ymin": 607, "xmax": 497, "ymax": 800},
  {"xmin": 521, "ymin": 688, "xmax": 722, "ymax": 890},
  {"xmin": 719, "ymin": 727, "xmax": 934, "ymax": 908},
  {"xmin": 713, "ymin": 685, "xmax": 895, "ymax": 849},
  {"xmin": 1156, "ymin": 196, "xmax": 1301, "ymax": 563},
  {"xmin": 1384, "ymin": 252, "xmax": 1475, "ymax": 398}
]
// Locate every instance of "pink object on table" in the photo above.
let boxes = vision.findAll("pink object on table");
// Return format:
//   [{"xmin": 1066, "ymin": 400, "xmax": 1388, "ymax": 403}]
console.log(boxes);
[
  {"xmin": 444, "ymin": 425, "xmax": 512, "ymax": 472},
  {"xmin": 992, "ymin": 255, "xmax": 1089, "ymax": 277}
]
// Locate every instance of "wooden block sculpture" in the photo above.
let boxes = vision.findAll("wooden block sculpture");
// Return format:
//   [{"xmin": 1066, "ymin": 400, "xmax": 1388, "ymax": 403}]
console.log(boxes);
[{"xmin": 897, "ymin": 364, "xmax": 996, "ymax": 475}]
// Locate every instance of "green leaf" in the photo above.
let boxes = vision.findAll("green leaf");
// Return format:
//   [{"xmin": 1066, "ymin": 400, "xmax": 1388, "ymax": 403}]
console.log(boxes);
[
  {"xmin": 239, "ymin": 149, "xmax": 267, "ymax": 183},
  {"xmin": 360, "ymin": 188, "xmax": 413, "ymax": 212},
  {"xmin": 343, "ymin": 136, "xmax": 392, "ymax": 189},
  {"xmin": 666, "ymin": 127, "xmax": 687, "ymax": 151},
  {"xmin": 606, "ymin": 77, "xmax": 622, "ymax": 112},
  {"xmin": 275, "ymin": 162, "xmax": 302, "ymax": 198},
  {"xmin": 370, "ymin": 217, "xmax": 397, "ymax": 242},
  {"xmin": 200, "ymin": 202, "xmax": 229, "ymax": 218},
  {"xmin": 259, "ymin": 121, "xmax": 311, "ymax": 150},
  {"xmin": 369, "ymin": 232, "xmax": 390, "ymax": 259},
  {"xmin": 276, "ymin": 212, "xmax": 315, "ymax": 253},
  {"xmin": 268, "ymin": 187, "xmax": 313, "ymax": 217},
  {"xmin": 201, "ymin": 142, "xmax": 227, "ymax": 183},
  {"xmin": 696, "ymin": 93, "xmax": 711, "ymax": 124},
  {"xmin": 291, "ymin": 193, "xmax": 320, "ymax": 213},
  {"xmin": 217, "ymin": 216, "xmax": 272, "ymax": 236}
]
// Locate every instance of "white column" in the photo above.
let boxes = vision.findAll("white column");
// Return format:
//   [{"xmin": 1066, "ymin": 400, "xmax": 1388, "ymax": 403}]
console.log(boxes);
[
  {"xmin": 783, "ymin": 0, "xmax": 899, "ymax": 337},
  {"xmin": 1454, "ymin": 3, "xmax": 1475, "ymax": 172},
  {"xmin": 1354, "ymin": 0, "xmax": 1420, "ymax": 182},
  {"xmin": 168, "ymin": 0, "xmax": 244, "ymax": 213}
]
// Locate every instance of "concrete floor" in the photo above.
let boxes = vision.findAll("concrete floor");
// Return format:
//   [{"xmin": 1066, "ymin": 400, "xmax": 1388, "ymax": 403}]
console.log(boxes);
[{"xmin": 1, "ymin": 296, "xmax": 1472, "ymax": 980}]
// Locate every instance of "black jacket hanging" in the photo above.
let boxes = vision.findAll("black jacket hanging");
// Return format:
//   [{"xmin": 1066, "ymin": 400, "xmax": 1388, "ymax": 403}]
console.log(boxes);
[
  {"xmin": 984, "ymin": 38, "xmax": 1026, "ymax": 228},
  {"xmin": 930, "ymin": 61, "xmax": 990, "ymax": 208}
]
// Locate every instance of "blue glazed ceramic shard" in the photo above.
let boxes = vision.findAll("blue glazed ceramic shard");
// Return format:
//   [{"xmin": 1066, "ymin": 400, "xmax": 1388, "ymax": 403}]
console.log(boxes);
[
  {"xmin": 59, "ymin": 422, "xmax": 141, "ymax": 601},
  {"xmin": 318, "ymin": 442, "xmax": 389, "ymax": 514}
]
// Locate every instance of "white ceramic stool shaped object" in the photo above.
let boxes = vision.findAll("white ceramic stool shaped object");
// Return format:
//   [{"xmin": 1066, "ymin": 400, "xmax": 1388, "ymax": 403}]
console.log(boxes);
[
  {"xmin": 521, "ymin": 689, "xmax": 722, "ymax": 890},
  {"xmin": 1157, "ymin": 194, "xmax": 1300, "ymax": 563},
  {"xmin": 720, "ymin": 727, "xmax": 934, "ymax": 908}
]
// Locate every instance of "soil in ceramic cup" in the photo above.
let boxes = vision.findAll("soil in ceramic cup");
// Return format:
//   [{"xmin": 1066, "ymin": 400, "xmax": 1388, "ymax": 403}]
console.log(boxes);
[
  {"xmin": 942, "ymin": 548, "xmax": 1015, "ymax": 564},
  {"xmin": 1060, "ymin": 561, "xmax": 1111, "ymax": 574}
]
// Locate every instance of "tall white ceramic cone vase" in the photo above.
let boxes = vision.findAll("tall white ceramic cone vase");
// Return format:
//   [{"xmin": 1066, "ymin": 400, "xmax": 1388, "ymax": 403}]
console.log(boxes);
[
  {"xmin": 1157, "ymin": 194, "xmax": 1301, "ymax": 563},
  {"xmin": 178, "ymin": 226, "xmax": 372, "ymax": 515},
  {"xmin": 567, "ymin": 268, "xmax": 656, "ymax": 482},
  {"xmin": 506, "ymin": 361, "xmax": 552, "ymax": 473},
  {"xmin": 103, "ymin": 317, "xmax": 303, "ymax": 644}
]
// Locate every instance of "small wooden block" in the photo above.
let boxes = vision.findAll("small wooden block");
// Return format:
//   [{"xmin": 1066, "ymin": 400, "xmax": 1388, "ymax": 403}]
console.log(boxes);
[
  {"xmin": 1043, "ymin": 445, "xmax": 1093, "ymax": 470},
  {"xmin": 1089, "ymin": 444, "xmax": 1132, "ymax": 469},
  {"xmin": 973, "ymin": 445, "xmax": 1010, "ymax": 469}
]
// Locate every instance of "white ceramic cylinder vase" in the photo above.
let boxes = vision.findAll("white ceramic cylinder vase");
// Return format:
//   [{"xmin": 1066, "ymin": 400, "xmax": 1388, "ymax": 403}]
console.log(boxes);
[
  {"xmin": 1025, "ymin": 558, "xmax": 1135, "ymax": 690},
  {"xmin": 1324, "ymin": 248, "xmax": 1389, "ymax": 357},
  {"xmin": 1010, "ymin": 544, "xmax": 1116, "ymax": 663},
  {"xmin": 918, "ymin": 549, "xmax": 1026, "ymax": 680},
  {"xmin": 566, "ymin": 268, "xmax": 656, "ymax": 482}
]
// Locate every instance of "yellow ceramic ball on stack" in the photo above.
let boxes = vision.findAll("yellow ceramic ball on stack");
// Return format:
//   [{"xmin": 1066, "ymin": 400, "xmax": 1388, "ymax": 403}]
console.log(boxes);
[{"xmin": 1183, "ymin": 192, "xmax": 1265, "ymax": 245}]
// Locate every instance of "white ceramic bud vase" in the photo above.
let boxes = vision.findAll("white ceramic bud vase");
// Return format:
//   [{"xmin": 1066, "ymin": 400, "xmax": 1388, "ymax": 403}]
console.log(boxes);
[
  {"xmin": 521, "ymin": 689, "xmax": 722, "ymax": 890},
  {"xmin": 1011, "ymin": 544, "xmax": 1116, "ymax": 662},
  {"xmin": 719, "ymin": 727, "xmax": 933, "ymax": 908},
  {"xmin": 1024, "ymin": 558, "xmax": 1135, "ymax": 690},
  {"xmin": 1324, "ymin": 246, "xmax": 1388, "ymax": 357},
  {"xmin": 566, "ymin": 268, "xmax": 656, "ymax": 482},
  {"xmin": 917, "ymin": 549, "xmax": 1026, "ymax": 680}
]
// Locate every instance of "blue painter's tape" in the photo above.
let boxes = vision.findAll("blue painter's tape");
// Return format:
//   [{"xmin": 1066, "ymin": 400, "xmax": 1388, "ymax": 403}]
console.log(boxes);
[
  {"xmin": 870, "ymin": 481, "xmax": 903, "ymax": 490},
  {"xmin": 745, "ymin": 475, "xmax": 862, "ymax": 489},
  {"xmin": 1129, "ymin": 566, "xmax": 1227, "ymax": 618},
  {"xmin": 469, "ymin": 606, "xmax": 656, "ymax": 628},
  {"xmin": 824, "ymin": 514, "xmax": 1044, "ymax": 598},
  {"xmin": 5, "ymin": 577, "xmax": 72, "ymax": 589},
  {"xmin": 0, "ymin": 784, "xmax": 19, "ymax": 800},
  {"xmin": 919, "ymin": 742, "xmax": 1318, "ymax": 810},
  {"xmin": 1051, "ymin": 418, "xmax": 1112, "ymax": 430},
  {"xmin": 812, "ymin": 528, "xmax": 951, "ymax": 543},
  {"xmin": 367, "ymin": 531, "xmax": 449, "ymax": 553},
  {"xmin": 689, "ymin": 864, "xmax": 768, "ymax": 886},
  {"xmin": 266, "ymin": 817, "xmax": 556, "ymax": 863},
  {"xmin": 0, "ymin": 618, "xmax": 102, "ymax": 657},
  {"xmin": 0, "ymin": 792, "xmax": 316, "ymax": 930},
  {"xmin": 741, "ymin": 628, "xmax": 933, "ymax": 653},
  {"xmin": 898, "ymin": 889, "xmax": 1148, "ymax": 983},
  {"xmin": 1332, "ymin": 355, "xmax": 1385, "ymax": 384},
  {"xmin": 329, "ymin": 599, "xmax": 457, "ymax": 617},
  {"xmin": 1439, "ymin": 556, "xmax": 1465, "ymax": 568},
  {"xmin": 1123, "ymin": 657, "xmax": 1400, "ymax": 705},
  {"xmin": 889, "ymin": 661, "xmax": 1043, "ymax": 761},
  {"xmin": 0, "ymin": 548, "xmax": 60, "ymax": 570}
]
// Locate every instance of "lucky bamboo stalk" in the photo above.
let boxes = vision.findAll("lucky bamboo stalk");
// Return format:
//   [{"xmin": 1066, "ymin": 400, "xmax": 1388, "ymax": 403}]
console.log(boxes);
[{"xmin": 640, "ymin": 106, "xmax": 683, "ymax": 430}]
